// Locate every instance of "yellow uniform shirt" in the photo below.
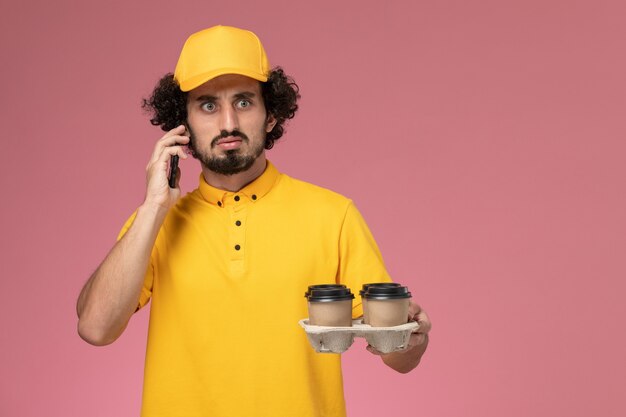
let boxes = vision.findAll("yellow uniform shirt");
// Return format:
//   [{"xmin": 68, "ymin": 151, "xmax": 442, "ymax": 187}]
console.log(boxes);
[{"xmin": 117, "ymin": 161, "xmax": 391, "ymax": 417}]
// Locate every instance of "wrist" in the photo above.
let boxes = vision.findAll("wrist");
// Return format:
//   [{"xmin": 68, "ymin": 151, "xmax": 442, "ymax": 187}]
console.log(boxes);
[{"xmin": 138, "ymin": 201, "xmax": 170, "ymax": 220}]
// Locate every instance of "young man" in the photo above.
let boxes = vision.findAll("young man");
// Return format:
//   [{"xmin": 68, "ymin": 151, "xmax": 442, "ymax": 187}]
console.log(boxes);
[{"xmin": 77, "ymin": 25, "xmax": 430, "ymax": 417}]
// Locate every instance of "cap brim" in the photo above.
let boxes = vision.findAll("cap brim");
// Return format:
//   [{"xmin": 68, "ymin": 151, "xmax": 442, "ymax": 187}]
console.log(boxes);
[{"xmin": 178, "ymin": 68, "xmax": 269, "ymax": 92}]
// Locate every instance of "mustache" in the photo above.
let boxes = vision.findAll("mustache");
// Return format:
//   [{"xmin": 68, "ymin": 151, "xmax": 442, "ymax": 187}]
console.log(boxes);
[{"xmin": 211, "ymin": 130, "xmax": 249, "ymax": 148}]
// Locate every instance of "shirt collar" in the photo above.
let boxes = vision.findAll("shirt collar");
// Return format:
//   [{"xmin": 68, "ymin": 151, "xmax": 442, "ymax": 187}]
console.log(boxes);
[{"xmin": 198, "ymin": 160, "xmax": 281, "ymax": 207}]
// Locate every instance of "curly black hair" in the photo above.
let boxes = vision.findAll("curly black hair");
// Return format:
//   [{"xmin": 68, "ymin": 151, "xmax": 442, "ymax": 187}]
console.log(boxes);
[{"xmin": 141, "ymin": 67, "xmax": 300, "ymax": 150}]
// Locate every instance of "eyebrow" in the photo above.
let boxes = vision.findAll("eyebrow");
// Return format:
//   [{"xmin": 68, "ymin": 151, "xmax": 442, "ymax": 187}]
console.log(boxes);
[{"xmin": 195, "ymin": 92, "xmax": 257, "ymax": 102}]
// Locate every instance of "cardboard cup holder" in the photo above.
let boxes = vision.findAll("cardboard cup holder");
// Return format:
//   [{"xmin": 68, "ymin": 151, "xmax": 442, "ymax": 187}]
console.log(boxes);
[{"xmin": 299, "ymin": 318, "xmax": 419, "ymax": 354}]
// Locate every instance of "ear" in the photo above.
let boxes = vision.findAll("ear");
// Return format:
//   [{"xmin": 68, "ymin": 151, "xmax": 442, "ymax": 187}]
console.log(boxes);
[{"xmin": 265, "ymin": 113, "xmax": 277, "ymax": 133}]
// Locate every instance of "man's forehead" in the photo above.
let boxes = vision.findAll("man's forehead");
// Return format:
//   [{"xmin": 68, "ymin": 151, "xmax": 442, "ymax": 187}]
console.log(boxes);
[{"xmin": 188, "ymin": 74, "xmax": 262, "ymax": 98}]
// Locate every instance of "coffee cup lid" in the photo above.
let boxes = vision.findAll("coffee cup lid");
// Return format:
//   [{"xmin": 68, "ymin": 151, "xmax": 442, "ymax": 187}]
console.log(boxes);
[
  {"xmin": 359, "ymin": 282, "xmax": 401, "ymax": 296},
  {"xmin": 364, "ymin": 286, "xmax": 411, "ymax": 300},
  {"xmin": 304, "ymin": 284, "xmax": 346, "ymax": 298},
  {"xmin": 307, "ymin": 287, "xmax": 355, "ymax": 302}
]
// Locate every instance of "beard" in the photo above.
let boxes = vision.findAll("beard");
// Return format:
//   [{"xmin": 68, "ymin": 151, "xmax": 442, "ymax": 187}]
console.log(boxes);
[{"xmin": 187, "ymin": 126, "xmax": 266, "ymax": 176}]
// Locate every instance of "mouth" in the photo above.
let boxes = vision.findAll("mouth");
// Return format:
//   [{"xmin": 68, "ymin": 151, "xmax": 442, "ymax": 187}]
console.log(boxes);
[{"xmin": 216, "ymin": 136, "xmax": 243, "ymax": 150}]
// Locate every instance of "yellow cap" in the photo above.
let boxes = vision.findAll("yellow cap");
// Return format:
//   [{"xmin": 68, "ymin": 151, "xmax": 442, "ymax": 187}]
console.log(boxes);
[{"xmin": 174, "ymin": 25, "xmax": 270, "ymax": 92}]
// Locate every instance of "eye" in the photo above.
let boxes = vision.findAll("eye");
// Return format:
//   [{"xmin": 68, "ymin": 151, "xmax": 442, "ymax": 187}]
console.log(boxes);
[
  {"xmin": 236, "ymin": 99, "xmax": 251, "ymax": 109},
  {"xmin": 201, "ymin": 102, "xmax": 216, "ymax": 112}
]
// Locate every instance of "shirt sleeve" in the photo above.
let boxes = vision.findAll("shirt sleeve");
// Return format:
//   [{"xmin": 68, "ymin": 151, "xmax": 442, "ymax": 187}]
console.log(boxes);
[
  {"xmin": 336, "ymin": 201, "xmax": 393, "ymax": 318},
  {"xmin": 116, "ymin": 211, "xmax": 154, "ymax": 311}
]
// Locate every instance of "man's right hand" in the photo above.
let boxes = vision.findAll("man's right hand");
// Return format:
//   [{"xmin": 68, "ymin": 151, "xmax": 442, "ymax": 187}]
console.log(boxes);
[{"xmin": 144, "ymin": 124, "xmax": 190, "ymax": 211}]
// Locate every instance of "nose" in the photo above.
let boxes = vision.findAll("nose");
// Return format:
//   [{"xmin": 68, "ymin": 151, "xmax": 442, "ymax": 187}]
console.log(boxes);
[{"xmin": 219, "ymin": 105, "xmax": 239, "ymax": 132}]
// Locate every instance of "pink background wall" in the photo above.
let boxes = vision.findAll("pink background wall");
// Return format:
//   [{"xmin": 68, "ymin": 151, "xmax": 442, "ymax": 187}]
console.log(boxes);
[{"xmin": 1, "ymin": 0, "xmax": 625, "ymax": 415}]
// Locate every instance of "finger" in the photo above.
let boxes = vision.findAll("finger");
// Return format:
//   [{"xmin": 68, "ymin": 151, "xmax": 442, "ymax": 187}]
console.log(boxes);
[
  {"xmin": 166, "ymin": 145, "xmax": 189, "ymax": 160},
  {"xmin": 409, "ymin": 333, "xmax": 428, "ymax": 347},
  {"xmin": 150, "ymin": 126, "xmax": 190, "ymax": 163},
  {"xmin": 408, "ymin": 301, "xmax": 421, "ymax": 320},
  {"xmin": 366, "ymin": 345, "xmax": 384, "ymax": 356},
  {"xmin": 150, "ymin": 136, "xmax": 191, "ymax": 165},
  {"xmin": 146, "ymin": 145, "xmax": 188, "ymax": 178},
  {"xmin": 158, "ymin": 124, "xmax": 187, "ymax": 144},
  {"xmin": 153, "ymin": 145, "xmax": 189, "ymax": 167},
  {"xmin": 415, "ymin": 309, "xmax": 432, "ymax": 334}
]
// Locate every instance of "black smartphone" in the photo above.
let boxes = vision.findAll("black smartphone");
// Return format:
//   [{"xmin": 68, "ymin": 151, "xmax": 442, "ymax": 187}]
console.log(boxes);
[
  {"xmin": 168, "ymin": 123, "xmax": 188, "ymax": 188},
  {"xmin": 168, "ymin": 155, "xmax": 179, "ymax": 188}
]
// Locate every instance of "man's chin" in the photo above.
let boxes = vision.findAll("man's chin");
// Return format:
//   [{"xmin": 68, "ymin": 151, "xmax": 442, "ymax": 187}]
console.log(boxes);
[{"xmin": 201, "ymin": 155, "xmax": 257, "ymax": 176}]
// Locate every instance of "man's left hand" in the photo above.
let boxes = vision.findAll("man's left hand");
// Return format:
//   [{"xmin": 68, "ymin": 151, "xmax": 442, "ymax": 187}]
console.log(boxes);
[{"xmin": 366, "ymin": 301, "xmax": 431, "ymax": 373}]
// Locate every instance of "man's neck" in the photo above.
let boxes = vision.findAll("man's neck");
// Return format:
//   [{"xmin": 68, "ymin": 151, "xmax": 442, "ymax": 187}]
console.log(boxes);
[{"xmin": 201, "ymin": 154, "xmax": 267, "ymax": 192}]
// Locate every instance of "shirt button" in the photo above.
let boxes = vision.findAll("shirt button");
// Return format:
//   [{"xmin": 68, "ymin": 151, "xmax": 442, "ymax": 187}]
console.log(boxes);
[
  {"xmin": 235, "ymin": 244, "xmax": 241, "ymax": 251},
  {"xmin": 234, "ymin": 195, "xmax": 240, "ymax": 202},
  {"xmin": 252, "ymin": 194, "xmax": 257, "ymax": 200},
  {"xmin": 217, "ymin": 201, "xmax": 222, "ymax": 207},
  {"xmin": 235, "ymin": 220, "xmax": 241, "ymax": 226}
]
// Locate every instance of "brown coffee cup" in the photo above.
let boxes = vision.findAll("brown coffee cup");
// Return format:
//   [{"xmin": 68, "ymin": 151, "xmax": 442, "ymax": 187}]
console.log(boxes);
[
  {"xmin": 360, "ymin": 283, "xmax": 402, "ymax": 324},
  {"xmin": 306, "ymin": 287, "xmax": 354, "ymax": 327},
  {"xmin": 363, "ymin": 286, "xmax": 411, "ymax": 327}
]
